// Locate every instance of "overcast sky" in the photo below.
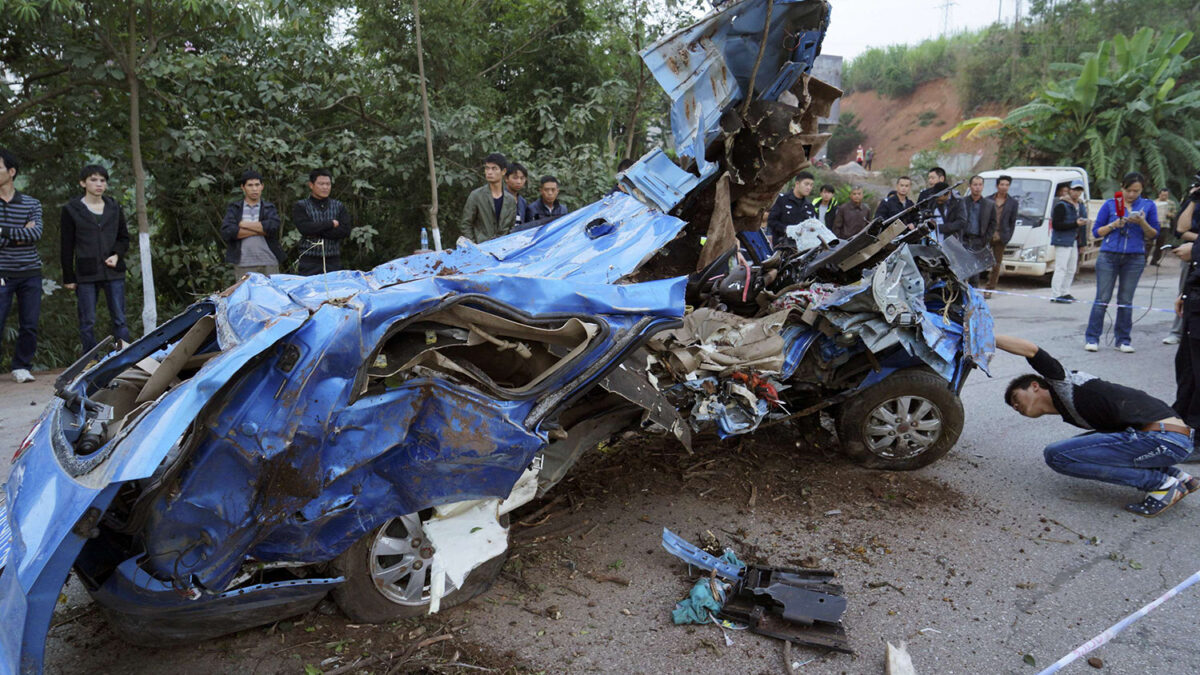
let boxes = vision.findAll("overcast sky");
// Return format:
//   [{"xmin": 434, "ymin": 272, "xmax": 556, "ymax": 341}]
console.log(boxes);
[{"xmin": 821, "ymin": 0, "xmax": 1020, "ymax": 60}]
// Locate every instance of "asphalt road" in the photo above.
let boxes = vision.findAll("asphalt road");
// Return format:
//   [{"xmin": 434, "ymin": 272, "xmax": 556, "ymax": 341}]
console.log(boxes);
[{"xmin": 2, "ymin": 258, "xmax": 1197, "ymax": 674}]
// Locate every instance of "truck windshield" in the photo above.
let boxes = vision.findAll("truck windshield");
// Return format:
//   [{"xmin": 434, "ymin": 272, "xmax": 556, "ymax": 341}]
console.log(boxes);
[{"xmin": 983, "ymin": 178, "xmax": 1051, "ymax": 223}]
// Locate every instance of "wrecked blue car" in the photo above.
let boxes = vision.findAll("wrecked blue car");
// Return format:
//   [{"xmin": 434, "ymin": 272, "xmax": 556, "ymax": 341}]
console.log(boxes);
[{"xmin": 0, "ymin": 0, "xmax": 993, "ymax": 670}]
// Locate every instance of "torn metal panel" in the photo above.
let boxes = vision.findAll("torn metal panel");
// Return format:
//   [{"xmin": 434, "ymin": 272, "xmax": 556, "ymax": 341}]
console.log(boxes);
[
  {"xmin": 370, "ymin": 193, "xmax": 690, "ymax": 286},
  {"xmin": 962, "ymin": 286, "xmax": 995, "ymax": 375},
  {"xmin": 641, "ymin": 0, "xmax": 831, "ymax": 162},
  {"xmin": 648, "ymin": 307, "xmax": 792, "ymax": 378},
  {"xmin": 661, "ymin": 528, "xmax": 745, "ymax": 581},
  {"xmin": 86, "ymin": 557, "xmax": 343, "ymax": 646},
  {"xmin": 598, "ymin": 361, "xmax": 691, "ymax": 450},
  {"xmin": 618, "ymin": 149, "xmax": 711, "ymax": 213}
]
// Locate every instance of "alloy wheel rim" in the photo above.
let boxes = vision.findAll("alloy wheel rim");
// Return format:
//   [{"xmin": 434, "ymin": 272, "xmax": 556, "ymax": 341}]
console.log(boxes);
[
  {"xmin": 368, "ymin": 513, "xmax": 457, "ymax": 606},
  {"xmin": 863, "ymin": 395, "xmax": 943, "ymax": 460}
]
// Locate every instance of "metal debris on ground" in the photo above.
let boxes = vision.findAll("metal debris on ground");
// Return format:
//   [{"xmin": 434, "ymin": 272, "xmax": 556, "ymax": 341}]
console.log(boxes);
[{"xmin": 662, "ymin": 528, "xmax": 851, "ymax": 654}]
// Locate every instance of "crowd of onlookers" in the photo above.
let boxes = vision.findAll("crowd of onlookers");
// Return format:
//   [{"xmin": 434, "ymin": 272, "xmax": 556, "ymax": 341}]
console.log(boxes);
[
  {"xmin": 763, "ymin": 164, "xmax": 1199, "ymax": 354},
  {"xmin": 458, "ymin": 152, "xmax": 574, "ymax": 243},
  {"xmin": 0, "ymin": 147, "xmax": 579, "ymax": 383},
  {"xmin": 765, "ymin": 166, "xmax": 1020, "ymax": 294},
  {"xmin": 4, "ymin": 141, "xmax": 1198, "ymax": 382}
]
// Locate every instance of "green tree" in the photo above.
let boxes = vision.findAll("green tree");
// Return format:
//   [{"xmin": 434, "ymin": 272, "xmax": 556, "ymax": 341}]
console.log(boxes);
[
  {"xmin": 2, "ymin": 0, "xmax": 251, "ymax": 330},
  {"xmin": 1004, "ymin": 28, "xmax": 1200, "ymax": 193}
]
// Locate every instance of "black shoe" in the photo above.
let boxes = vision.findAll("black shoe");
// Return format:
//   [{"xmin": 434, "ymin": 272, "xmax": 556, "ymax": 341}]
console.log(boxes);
[
  {"xmin": 1062, "ymin": 294, "xmax": 1076, "ymax": 301},
  {"xmin": 1125, "ymin": 481, "xmax": 1188, "ymax": 517},
  {"xmin": 1050, "ymin": 296, "xmax": 1070, "ymax": 303}
]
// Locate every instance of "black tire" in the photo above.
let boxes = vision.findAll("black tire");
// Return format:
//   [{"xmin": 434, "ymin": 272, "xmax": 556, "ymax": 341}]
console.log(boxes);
[
  {"xmin": 331, "ymin": 512, "xmax": 508, "ymax": 623},
  {"xmin": 836, "ymin": 368, "xmax": 964, "ymax": 470}
]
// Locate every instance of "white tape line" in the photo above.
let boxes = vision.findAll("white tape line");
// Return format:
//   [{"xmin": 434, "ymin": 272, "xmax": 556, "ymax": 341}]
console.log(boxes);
[
  {"xmin": 1036, "ymin": 568, "xmax": 1200, "ymax": 675},
  {"xmin": 984, "ymin": 289, "xmax": 1176, "ymax": 314}
]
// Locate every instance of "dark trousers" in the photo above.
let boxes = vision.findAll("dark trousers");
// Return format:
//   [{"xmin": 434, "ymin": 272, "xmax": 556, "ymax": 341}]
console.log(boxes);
[
  {"xmin": 297, "ymin": 256, "xmax": 341, "ymax": 276},
  {"xmin": 77, "ymin": 279, "xmax": 130, "ymax": 352},
  {"xmin": 1148, "ymin": 226, "xmax": 1172, "ymax": 264},
  {"xmin": 0, "ymin": 274, "xmax": 41, "ymax": 370},
  {"xmin": 986, "ymin": 240, "xmax": 1006, "ymax": 289},
  {"xmin": 1175, "ymin": 294, "xmax": 1200, "ymax": 428}
]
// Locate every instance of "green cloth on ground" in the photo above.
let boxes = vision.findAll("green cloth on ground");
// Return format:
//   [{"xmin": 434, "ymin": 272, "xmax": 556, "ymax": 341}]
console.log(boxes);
[{"xmin": 670, "ymin": 550, "xmax": 744, "ymax": 624}]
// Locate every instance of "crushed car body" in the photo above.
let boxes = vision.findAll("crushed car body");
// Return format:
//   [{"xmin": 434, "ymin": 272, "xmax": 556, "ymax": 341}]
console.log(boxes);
[{"xmin": 0, "ymin": 0, "xmax": 994, "ymax": 671}]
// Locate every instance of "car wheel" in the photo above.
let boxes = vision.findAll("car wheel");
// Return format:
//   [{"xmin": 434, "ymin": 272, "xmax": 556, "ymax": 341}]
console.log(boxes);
[
  {"xmin": 331, "ymin": 512, "xmax": 507, "ymax": 623},
  {"xmin": 836, "ymin": 368, "xmax": 964, "ymax": 471}
]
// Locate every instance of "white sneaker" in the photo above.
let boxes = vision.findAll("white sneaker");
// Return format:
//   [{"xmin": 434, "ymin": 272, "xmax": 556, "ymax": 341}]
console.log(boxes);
[
  {"xmin": 1084, "ymin": 343, "xmax": 1099, "ymax": 352},
  {"xmin": 1164, "ymin": 335, "xmax": 1182, "ymax": 345},
  {"xmin": 11, "ymin": 368, "xmax": 34, "ymax": 383},
  {"xmin": 1117, "ymin": 344, "xmax": 1136, "ymax": 353}
]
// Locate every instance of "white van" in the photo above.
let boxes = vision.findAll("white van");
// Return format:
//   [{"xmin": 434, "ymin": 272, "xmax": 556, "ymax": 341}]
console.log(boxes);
[{"xmin": 978, "ymin": 166, "xmax": 1103, "ymax": 278}]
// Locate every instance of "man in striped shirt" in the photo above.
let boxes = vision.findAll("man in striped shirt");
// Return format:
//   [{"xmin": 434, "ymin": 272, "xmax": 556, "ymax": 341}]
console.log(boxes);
[{"xmin": 0, "ymin": 148, "xmax": 43, "ymax": 383}]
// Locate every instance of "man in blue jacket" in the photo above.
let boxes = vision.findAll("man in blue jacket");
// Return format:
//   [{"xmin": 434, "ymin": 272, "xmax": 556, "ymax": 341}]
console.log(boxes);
[{"xmin": 221, "ymin": 170, "xmax": 284, "ymax": 278}]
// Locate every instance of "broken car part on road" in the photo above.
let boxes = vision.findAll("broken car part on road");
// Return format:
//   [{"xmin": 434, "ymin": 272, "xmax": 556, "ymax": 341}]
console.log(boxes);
[
  {"xmin": 0, "ymin": 0, "xmax": 993, "ymax": 671},
  {"xmin": 663, "ymin": 528, "xmax": 851, "ymax": 653}
]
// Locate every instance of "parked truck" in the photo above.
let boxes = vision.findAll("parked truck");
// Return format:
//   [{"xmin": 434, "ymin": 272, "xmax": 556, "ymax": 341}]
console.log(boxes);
[{"xmin": 979, "ymin": 166, "xmax": 1104, "ymax": 278}]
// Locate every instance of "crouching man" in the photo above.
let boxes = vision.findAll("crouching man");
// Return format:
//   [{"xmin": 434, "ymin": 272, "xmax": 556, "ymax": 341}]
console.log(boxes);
[{"xmin": 996, "ymin": 333, "xmax": 1196, "ymax": 516}]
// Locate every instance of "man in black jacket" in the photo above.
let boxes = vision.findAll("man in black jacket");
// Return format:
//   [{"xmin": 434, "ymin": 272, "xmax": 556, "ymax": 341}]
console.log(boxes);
[
  {"xmin": 960, "ymin": 175, "xmax": 998, "ymax": 252},
  {"xmin": 522, "ymin": 175, "xmax": 569, "ymax": 230},
  {"xmin": 766, "ymin": 171, "xmax": 818, "ymax": 250},
  {"xmin": 292, "ymin": 168, "xmax": 354, "ymax": 276},
  {"xmin": 986, "ymin": 174, "xmax": 1020, "ymax": 292},
  {"xmin": 874, "ymin": 176, "xmax": 915, "ymax": 223},
  {"xmin": 221, "ymin": 170, "xmax": 284, "ymax": 278},
  {"xmin": 916, "ymin": 166, "xmax": 948, "ymax": 203},
  {"xmin": 61, "ymin": 164, "xmax": 131, "ymax": 352},
  {"xmin": 927, "ymin": 182, "xmax": 966, "ymax": 243}
]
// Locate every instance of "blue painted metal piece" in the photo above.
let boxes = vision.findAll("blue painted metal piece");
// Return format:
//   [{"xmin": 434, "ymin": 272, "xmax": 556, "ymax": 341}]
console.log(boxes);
[
  {"xmin": 89, "ymin": 557, "xmax": 343, "ymax": 644},
  {"xmin": 618, "ymin": 149, "xmax": 711, "ymax": 213},
  {"xmin": 962, "ymin": 286, "xmax": 995, "ymax": 376},
  {"xmin": 641, "ymin": 0, "xmax": 829, "ymax": 164},
  {"xmin": 780, "ymin": 325, "xmax": 819, "ymax": 379},
  {"xmin": 661, "ymin": 528, "xmax": 745, "ymax": 581},
  {"xmin": 0, "ymin": 221, "xmax": 693, "ymax": 671},
  {"xmin": 0, "ymin": 491, "xmax": 9, "ymax": 574}
]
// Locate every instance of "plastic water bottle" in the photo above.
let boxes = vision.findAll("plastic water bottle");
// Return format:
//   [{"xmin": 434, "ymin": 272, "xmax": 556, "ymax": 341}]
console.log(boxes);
[{"xmin": 420, "ymin": 227, "xmax": 429, "ymax": 251}]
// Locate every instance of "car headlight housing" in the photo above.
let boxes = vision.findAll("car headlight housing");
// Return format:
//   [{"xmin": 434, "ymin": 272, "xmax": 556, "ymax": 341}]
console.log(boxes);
[{"xmin": 1018, "ymin": 246, "xmax": 1047, "ymax": 262}]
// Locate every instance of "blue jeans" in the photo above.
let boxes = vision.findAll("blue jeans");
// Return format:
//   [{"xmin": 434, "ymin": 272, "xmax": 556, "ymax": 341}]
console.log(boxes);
[
  {"xmin": 76, "ymin": 279, "xmax": 131, "ymax": 352},
  {"xmin": 0, "ymin": 274, "xmax": 41, "ymax": 370},
  {"xmin": 1085, "ymin": 251, "xmax": 1145, "ymax": 346},
  {"xmin": 1044, "ymin": 429, "xmax": 1191, "ymax": 491}
]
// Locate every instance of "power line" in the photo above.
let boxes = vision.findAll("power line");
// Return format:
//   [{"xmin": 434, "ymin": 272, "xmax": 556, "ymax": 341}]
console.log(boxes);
[{"xmin": 937, "ymin": 0, "xmax": 957, "ymax": 36}]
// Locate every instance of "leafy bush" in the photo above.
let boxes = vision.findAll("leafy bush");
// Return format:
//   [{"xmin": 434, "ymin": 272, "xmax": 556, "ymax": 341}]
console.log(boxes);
[
  {"xmin": 826, "ymin": 112, "xmax": 866, "ymax": 165},
  {"xmin": 844, "ymin": 35, "xmax": 972, "ymax": 98}
]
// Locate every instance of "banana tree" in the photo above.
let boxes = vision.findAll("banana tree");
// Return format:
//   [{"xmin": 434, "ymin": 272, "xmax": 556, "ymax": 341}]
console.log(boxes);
[{"xmin": 1001, "ymin": 27, "xmax": 1200, "ymax": 193}]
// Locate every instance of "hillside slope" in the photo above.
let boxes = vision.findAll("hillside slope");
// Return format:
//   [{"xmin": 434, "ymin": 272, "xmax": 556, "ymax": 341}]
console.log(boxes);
[{"xmin": 841, "ymin": 79, "xmax": 1004, "ymax": 172}]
